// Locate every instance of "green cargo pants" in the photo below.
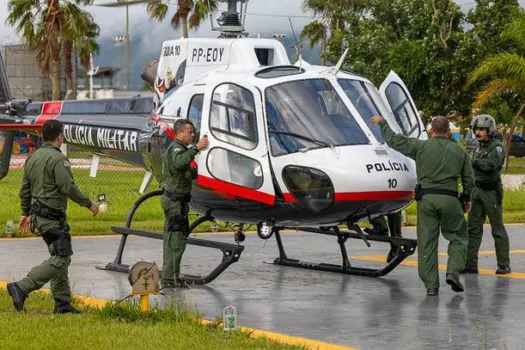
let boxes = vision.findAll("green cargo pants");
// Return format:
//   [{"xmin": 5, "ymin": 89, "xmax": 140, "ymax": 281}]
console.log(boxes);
[
  {"xmin": 161, "ymin": 195, "xmax": 189, "ymax": 285},
  {"xmin": 417, "ymin": 194, "xmax": 468, "ymax": 289},
  {"xmin": 16, "ymin": 216, "xmax": 72, "ymax": 302},
  {"xmin": 466, "ymin": 187, "xmax": 509, "ymax": 268}
]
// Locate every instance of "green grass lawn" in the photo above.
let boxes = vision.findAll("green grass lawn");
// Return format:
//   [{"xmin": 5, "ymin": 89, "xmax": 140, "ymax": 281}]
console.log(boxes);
[{"xmin": 0, "ymin": 289, "xmax": 303, "ymax": 350}]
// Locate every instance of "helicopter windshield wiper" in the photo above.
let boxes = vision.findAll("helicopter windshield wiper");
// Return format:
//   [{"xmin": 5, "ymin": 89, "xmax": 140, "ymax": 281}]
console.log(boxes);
[{"xmin": 268, "ymin": 131, "xmax": 333, "ymax": 150}]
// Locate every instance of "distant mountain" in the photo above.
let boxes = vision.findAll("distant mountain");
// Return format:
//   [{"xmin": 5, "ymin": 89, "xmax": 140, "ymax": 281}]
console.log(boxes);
[{"xmin": 92, "ymin": 33, "xmax": 321, "ymax": 90}]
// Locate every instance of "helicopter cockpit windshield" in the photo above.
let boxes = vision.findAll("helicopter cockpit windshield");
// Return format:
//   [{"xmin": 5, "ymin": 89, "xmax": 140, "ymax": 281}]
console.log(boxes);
[
  {"xmin": 337, "ymin": 79, "xmax": 390, "ymax": 143},
  {"xmin": 265, "ymin": 79, "xmax": 369, "ymax": 157}
]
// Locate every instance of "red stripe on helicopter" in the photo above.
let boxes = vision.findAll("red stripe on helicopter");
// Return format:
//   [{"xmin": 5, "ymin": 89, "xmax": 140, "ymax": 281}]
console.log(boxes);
[
  {"xmin": 334, "ymin": 191, "xmax": 414, "ymax": 202},
  {"xmin": 197, "ymin": 175, "xmax": 275, "ymax": 206},
  {"xmin": 35, "ymin": 101, "xmax": 63, "ymax": 125},
  {"xmin": 283, "ymin": 193, "xmax": 297, "ymax": 203}
]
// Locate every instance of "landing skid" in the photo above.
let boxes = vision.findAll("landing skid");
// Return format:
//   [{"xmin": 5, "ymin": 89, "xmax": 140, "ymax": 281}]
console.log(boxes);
[
  {"xmin": 273, "ymin": 225, "xmax": 417, "ymax": 277},
  {"xmin": 97, "ymin": 190, "xmax": 244, "ymax": 285}
]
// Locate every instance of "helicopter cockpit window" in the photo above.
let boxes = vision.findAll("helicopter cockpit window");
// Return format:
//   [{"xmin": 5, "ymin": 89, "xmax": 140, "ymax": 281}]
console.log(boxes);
[
  {"xmin": 337, "ymin": 79, "xmax": 386, "ymax": 143},
  {"xmin": 188, "ymin": 94, "xmax": 203, "ymax": 138},
  {"xmin": 385, "ymin": 83, "xmax": 421, "ymax": 137},
  {"xmin": 210, "ymin": 83, "xmax": 257, "ymax": 150},
  {"xmin": 265, "ymin": 79, "xmax": 369, "ymax": 157}
]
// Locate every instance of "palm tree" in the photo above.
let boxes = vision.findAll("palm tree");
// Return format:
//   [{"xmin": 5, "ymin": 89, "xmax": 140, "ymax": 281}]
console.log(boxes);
[
  {"xmin": 301, "ymin": 0, "xmax": 364, "ymax": 64},
  {"xmin": 61, "ymin": 7, "xmax": 99, "ymax": 99},
  {"xmin": 466, "ymin": 13, "xmax": 525, "ymax": 160},
  {"xmin": 6, "ymin": 0, "xmax": 97, "ymax": 100},
  {"xmin": 147, "ymin": 0, "xmax": 218, "ymax": 38}
]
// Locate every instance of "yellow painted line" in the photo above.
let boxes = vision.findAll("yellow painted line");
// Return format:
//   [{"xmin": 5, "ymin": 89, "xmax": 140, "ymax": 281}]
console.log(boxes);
[
  {"xmin": 0, "ymin": 280, "xmax": 355, "ymax": 350},
  {"xmin": 351, "ymin": 255, "xmax": 525, "ymax": 279}
]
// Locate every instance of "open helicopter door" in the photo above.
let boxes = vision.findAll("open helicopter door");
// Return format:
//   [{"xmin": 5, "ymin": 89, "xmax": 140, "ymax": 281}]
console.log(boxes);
[
  {"xmin": 379, "ymin": 71, "xmax": 428, "ymax": 140},
  {"xmin": 196, "ymin": 80, "xmax": 275, "ymax": 206}
]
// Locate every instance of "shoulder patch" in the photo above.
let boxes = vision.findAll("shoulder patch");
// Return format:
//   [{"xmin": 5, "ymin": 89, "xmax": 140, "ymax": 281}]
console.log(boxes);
[
  {"xmin": 63, "ymin": 160, "xmax": 71, "ymax": 167},
  {"xmin": 172, "ymin": 148, "xmax": 182, "ymax": 154},
  {"xmin": 496, "ymin": 146, "xmax": 503, "ymax": 154}
]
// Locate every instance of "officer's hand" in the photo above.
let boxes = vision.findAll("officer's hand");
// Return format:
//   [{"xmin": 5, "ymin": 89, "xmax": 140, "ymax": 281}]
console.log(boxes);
[
  {"xmin": 463, "ymin": 201, "xmax": 472, "ymax": 213},
  {"xmin": 19, "ymin": 216, "xmax": 31, "ymax": 235},
  {"xmin": 89, "ymin": 203, "xmax": 100, "ymax": 216},
  {"xmin": 370, "ymin": 115, "xmax": 384, "ymax": 125},
  {"xmin": 196, "ymin": 135, "xmax": 209, "ymax": 151}
]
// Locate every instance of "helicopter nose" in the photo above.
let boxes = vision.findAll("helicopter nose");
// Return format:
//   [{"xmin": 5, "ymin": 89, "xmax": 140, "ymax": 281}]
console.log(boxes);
[{"xmin": 282, "ymin": 165, "xmax": 334, "ymax": 212}]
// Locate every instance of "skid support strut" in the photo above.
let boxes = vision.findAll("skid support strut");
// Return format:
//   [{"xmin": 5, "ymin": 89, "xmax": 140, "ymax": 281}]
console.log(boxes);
[
  {"xmin": 97, "ymin": 191, "xmax": 244, "ymax": 285},
  {"xmin": 273, "ymin": 225, "xmax": 417, "ymax": 277}
]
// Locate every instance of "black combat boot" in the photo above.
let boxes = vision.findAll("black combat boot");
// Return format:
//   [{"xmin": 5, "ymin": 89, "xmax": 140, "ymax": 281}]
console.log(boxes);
[
  {"xmin": 161, "ymin": 280, "xmax": 176, "ymax": 289},
  {"xmin": 426, "ymin": 287, "xmax": 439, "ymax": 296},
  {"xmin": 495, "ymin": 265, "xmax": 511, "ymax": 275},
  {"xmin": 459, "ymin": 267, "xmax": 479, "ymax": 274},
  {"xmin": 446, "ymin": 273, "xmax": 464, "ymax": 292},
  {"xmin": 175, "ymin": 278, "xmax": 190, "ymax": 289},
  {"xmin": 7, "ymin": 282, "xmax": 27, "ymax": 312},
  {"xmin": 54, "ymin": 299, "xmax": 81, "ymax": 314}
]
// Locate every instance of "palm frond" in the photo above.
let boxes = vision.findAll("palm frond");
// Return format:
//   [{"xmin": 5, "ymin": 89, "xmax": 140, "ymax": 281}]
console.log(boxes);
[
  {"xmin": 300, "ymin": 21, "xmax": 327, "ymax": 49},
  {"xmin": 473, "ymin": 79, "xmax": 521, "ymax": 108},
  {"xmin": 147, "ymin": 0, "xmax": 168, "ymax": 21},
  {"xmin": 501, "ymin": 12, "xmax": 525, "ymax": 50},
  {"xmin": 466, "ymin": 52, "xmax": 525, "ymax": 87}
]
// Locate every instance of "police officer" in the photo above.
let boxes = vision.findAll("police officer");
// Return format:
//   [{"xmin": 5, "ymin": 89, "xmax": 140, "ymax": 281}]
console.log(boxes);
[
  {"xmin": 371, "ymin": 115, "xmax": 474, "ymax": 296},
  {"xmin": 7, "ymin": 120, "xmax": 99, "ymax": 313},
  {"xmin": 161, "ymin": 119, "xmax": 208, "ymax": 289},
  {"xmin": 462, "ymin": 114, "xmax": 511, "ymax": 275},
  {"xmin": 365, "ymin": 212, "xmax": 403, "ymax": 263}
]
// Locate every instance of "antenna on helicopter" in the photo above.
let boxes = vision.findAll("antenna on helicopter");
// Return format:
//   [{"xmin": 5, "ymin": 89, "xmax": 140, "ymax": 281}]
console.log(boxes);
[
  {"xmin": 333, "ymin": 39, "xmax": 350, "ymax": 74},
  {"xmin": 212, "ymin": 0, "xmax": 249, "ymax": 38},
  {"xmin": 288, "ymin": 17, "xmax": 303, "ymax": 69}
]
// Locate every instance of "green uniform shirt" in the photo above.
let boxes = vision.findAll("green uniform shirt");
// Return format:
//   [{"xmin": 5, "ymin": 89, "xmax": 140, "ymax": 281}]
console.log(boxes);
[
  {"xmin": 162, "ymin": 139, "xmax": 198, "ymax": 196},
  {"xmin": 19, "ymin": 143, "xmax": 92, "ymax": 215},
  {"xmin": 380, "ymin": 120, "xmax": 474, "ymax": 199},
  {"xmin": 471, "ymin": 139, "xmax": 504, "ymax": 183}
]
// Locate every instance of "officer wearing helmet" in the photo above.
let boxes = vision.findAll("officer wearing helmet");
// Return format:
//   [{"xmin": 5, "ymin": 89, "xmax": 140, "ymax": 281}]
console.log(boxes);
[{"xmin": 462, "ymin": 114, "xmax": 511, "ymax": 274}]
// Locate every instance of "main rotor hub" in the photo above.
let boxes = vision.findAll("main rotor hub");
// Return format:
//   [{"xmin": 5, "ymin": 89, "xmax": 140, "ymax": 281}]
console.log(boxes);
[{"xmin": 214, "ymin": 0, "xmax": 248, "ymax": 38}]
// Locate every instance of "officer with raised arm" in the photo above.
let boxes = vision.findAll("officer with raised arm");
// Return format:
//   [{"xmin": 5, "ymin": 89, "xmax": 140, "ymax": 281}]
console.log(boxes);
[
  {"xmin": 371, "ymin": 115, "xmax": 474, "ymax": 296},
  {"xmin": 462, "ymin": 114, "xmax": 511, "ymax": 275},
  {"xmin": 7, "ymin": 120, "xmax": 99, "ymax": 313},
  {"xmin": 161, "ymin": 119, "xmax": 208, "ymax": 289}
]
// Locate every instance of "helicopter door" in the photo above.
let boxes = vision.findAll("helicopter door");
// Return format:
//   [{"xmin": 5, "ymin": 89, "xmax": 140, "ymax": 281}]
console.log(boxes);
[
  {"xmin": 196, "ymin": 82, "xmax": 275, "ymax": 206},
  {"xmin": 379, "ymin": 71, "xmax": 427, "ymax": 140}
]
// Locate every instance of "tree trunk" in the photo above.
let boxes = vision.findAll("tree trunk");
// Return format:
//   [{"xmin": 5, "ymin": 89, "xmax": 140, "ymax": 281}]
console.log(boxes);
[
  {"xmin": 64, "ymin": 39, "xmax": 74, "ymax": 100},
  {"xmin": 182, "ymin": 17, "xmax": 189, "ymax": 38},
  {"xmin": 504, "ymin": 103, "xmax": 525, "ymax": 169},
  {"xmin": 50, "ymin": 40, "xmax": 62, "ymax": 100}
]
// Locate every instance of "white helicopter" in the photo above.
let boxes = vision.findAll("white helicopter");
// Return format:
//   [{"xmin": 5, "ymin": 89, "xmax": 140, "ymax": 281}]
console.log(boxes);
[{"xmin": 0, "ymin": 0, "xmax": 427, "ymax": 284}]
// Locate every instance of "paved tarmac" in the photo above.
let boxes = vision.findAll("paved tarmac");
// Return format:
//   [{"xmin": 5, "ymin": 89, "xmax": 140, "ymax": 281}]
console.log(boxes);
[{"xmin": 1, "ymin": 225, "xmax": 525, "ymax": 349}]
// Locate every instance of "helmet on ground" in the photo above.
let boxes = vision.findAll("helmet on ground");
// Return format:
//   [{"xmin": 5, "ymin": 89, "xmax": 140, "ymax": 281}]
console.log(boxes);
[{"xmin": 471, "ymin": 114, "xmax": 497, "ymax": 136}]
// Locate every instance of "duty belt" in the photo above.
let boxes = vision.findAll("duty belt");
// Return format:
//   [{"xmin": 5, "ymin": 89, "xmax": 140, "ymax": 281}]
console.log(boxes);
[
  {"xmin": 163, "ymin": 191, "xmax": 192, "ymax": 203},
  {"xmin": 475, "ymin": 180, "xmax": 499, "ymax": 191},
  {"xmin": 30, "ymin": 200, "xmax": 66, "ymax": 220},
  {"xmin": 415, "ymin": 184, "xmax": 458, "ymax": 201}
]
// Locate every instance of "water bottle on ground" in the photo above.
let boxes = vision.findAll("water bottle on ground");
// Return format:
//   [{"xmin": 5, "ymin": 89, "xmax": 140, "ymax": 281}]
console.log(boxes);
[
  {"xmin": 5, "ymin": 220, "xmax": 14, "ymax": 238},
  {"xmin": 223, "ymin": 305, "xmax": 237, "ymax": 331}
]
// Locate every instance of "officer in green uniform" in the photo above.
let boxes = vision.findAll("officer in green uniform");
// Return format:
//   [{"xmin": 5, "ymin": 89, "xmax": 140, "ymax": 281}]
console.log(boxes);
[
  {"xmin": 161, "ymin": 119, "xmax": 208, "ymax": 289},
  {"xmin": 7, "ymin": 120, "xmax": 99, "ymax": 313},
  {"xmin": 462, "ymin": 114, "xmax": 511, "ymax": 275},
  {"xmin": 371, "ymin": 115, "xmax": 474, "ymax": 296},
  {"xmin": 365, "ymin": 212, "xmax": 403, "ymax": 263}
]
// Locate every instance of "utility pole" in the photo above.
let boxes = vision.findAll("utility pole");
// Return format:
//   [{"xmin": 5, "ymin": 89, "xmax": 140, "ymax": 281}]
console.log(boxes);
[{"xmin": 97, "ymin": 0, "xmax": 148, "ymax": 90}]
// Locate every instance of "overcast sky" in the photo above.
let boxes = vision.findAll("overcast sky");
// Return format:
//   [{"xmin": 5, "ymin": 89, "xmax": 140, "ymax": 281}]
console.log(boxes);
[{"xmin": 0, "ymin": 0, "xmax": 512, "ymax": 45}]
